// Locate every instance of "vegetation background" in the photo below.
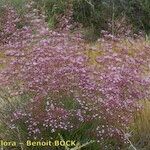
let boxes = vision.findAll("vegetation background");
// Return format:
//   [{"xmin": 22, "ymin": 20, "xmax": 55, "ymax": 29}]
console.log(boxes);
[{"xmin": 0, "ymin": 0, "xmax": 150, "ymax": 150}]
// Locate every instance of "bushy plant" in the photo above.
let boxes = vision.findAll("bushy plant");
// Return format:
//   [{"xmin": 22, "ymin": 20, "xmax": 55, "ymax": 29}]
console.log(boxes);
[
  {"xmin": 130, "ymin": 100, "xmax": 150, "ymax": 149},
  {"xmin": 2, "ymin": 0, "xmax": 150, "ymax": 39},
  {"xmin": 31, "ymin": 0, "xmax": 150, "ymax": 37},
  {"xmin": 0, "ymin": 2, "xmax": 150, "ymax": 150}
]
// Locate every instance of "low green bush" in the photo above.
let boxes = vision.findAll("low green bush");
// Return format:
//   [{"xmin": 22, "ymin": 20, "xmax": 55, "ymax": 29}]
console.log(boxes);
[
  {"xmin": 1, "ymin": 0, "xmax": 149, "ymax": 38},
  {"xmin": 33, "ymin": 0, "xmax": 150, "ymax": 36}
]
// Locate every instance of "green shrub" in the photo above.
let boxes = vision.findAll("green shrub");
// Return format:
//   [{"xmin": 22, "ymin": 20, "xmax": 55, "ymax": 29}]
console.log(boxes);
[
  {"xmin": 2, "ymin": 0, "xmax": 149, "ymax": 37},
  {"xmin": 1, "ymin": 0, "xmax": 150, "ymax": 36},
  {"xmin": 34, "ymin": 0, "xmax": 150, "ymax": 36},
  {"xmin": 131, "ymin": 101, "xmax": 150, "ymax": 149}
]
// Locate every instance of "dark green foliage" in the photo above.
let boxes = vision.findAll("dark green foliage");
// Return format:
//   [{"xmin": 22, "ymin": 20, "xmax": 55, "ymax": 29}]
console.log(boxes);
[
  {"xmin": 37, "ymin": 0, "xmax": 150, "ymax": 35},
  {"xmin": 115, "ymin": 0, "xmax": 150, "ymax": 33},
  {"xmin": 72, "ymin": 0, "xmax": 150, "ymax": 34},
  {"xmin": 1, "ymin": 0, "xmax": 150, "ymax": 35},
  {"xmin": 73, "ymin": 0, "xmax": 110, "ymax": 37},
  {"xmin": 34, "ymin": 0, "xmax": 69, "ymax": 28}
]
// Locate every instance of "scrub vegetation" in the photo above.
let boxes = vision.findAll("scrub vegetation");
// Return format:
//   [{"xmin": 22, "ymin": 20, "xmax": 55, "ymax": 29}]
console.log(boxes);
[{"xmin": 0, "ymin": 0, "xmax": 150, "ymax": 150}]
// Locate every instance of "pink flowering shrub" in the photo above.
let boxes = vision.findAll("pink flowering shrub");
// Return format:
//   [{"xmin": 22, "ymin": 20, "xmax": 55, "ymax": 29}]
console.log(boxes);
[{"xmin": 0, "ymin": 3, "xmax": 150, "ymax": 149}]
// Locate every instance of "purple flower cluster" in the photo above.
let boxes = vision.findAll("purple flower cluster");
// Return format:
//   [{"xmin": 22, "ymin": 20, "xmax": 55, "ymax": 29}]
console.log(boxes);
[{"xmin": 1, "ymin": 3, "xmax": 150, "ymax": 144}]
